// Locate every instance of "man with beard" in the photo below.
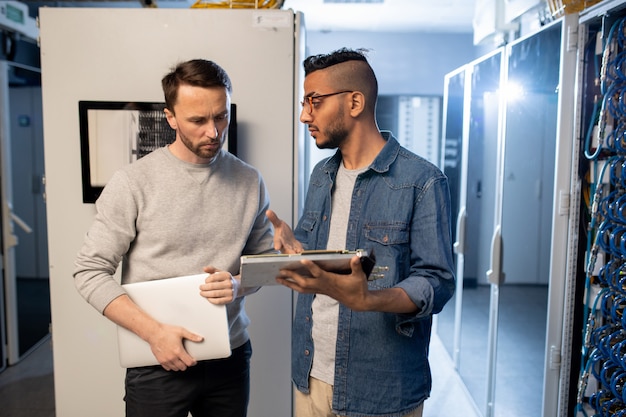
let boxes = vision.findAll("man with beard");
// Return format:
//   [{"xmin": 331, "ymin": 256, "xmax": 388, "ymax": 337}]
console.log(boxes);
[
  {"xmin": 74, "ymin": 59, "xmax": 275, "ymax": 417},
  {"xmin": 267, "ymin": 48, "xmax": 456, "ymax": 417}
]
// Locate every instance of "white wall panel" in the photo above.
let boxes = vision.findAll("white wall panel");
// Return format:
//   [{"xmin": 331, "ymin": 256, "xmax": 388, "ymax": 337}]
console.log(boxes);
[{"xmin": 39, "ymin": 8, "xmax": 301, "ymax": 416}]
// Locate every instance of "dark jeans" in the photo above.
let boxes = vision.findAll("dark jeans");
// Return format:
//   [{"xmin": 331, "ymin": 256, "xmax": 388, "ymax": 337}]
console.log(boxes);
[{"xmin": 124, "ymin": 340, "xmax": 252, "ymax": 417}]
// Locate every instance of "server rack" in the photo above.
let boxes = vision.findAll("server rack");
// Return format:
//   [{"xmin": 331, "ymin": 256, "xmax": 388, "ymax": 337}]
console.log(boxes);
[{"xmin": 572, "ymin": 2, "xmax": 626, "ymax": 416}]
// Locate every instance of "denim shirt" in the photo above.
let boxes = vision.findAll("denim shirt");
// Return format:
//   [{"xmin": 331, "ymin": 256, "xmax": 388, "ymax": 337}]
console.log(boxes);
[{"xmin": 292, "ymin": 133, "xmax": 456, "ymax": 417}]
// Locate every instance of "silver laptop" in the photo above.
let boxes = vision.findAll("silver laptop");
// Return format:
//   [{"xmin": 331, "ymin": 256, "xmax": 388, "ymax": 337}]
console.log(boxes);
[{"xmin": 117, "ymin": 273, "xmax": 231, "ymax": 368}]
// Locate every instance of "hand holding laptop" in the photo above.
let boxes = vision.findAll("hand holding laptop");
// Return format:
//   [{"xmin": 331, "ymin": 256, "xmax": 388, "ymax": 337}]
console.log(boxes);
[
  {"xmin": 117, "ymin": 273, "xmax": 232, "ymax": 369},
  {"xmin": 145, "ymin": 321, "xmax": 205, "ymax": 371}
]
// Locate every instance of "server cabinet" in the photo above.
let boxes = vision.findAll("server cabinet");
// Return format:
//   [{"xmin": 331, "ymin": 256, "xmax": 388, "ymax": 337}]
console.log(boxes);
[
  {"xmin": 439, "ymin": 15, "xmax": 578, "ymax": 417},
  {"xmin": 571, "ymin": 1, "xmax": 626, "ymax": 416},
  {"xmin": 39, "ymin": 8, "xmax": 305, "ymax": 416}
]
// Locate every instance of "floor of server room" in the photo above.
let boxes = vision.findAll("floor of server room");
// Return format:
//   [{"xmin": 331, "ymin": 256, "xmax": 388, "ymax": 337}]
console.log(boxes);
[{"xmin": 0, "ymin": 285, "xmax": 551, "ymax": 417}]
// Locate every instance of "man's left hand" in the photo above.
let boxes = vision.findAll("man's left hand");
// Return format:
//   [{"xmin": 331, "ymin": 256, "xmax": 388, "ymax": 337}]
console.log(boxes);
[
  {"xmin": 200, "ymin": 266, "xmax": 240, "ymax": 304},
  {"xmin": 276, "ymin": 255, "xmax": 371, "ymax": 311}
]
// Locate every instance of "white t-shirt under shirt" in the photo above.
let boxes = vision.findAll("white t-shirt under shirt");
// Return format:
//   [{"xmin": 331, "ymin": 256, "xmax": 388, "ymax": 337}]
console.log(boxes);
[{"xmin": 310, "ymin": 163, "xmax": 367, "ymax": 385}]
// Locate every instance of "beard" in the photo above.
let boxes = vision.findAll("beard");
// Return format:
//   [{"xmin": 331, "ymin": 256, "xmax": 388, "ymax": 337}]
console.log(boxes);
[
  {"xmin": 316, "ymin": 117, "xmax": 348, "ymax": 150},
  {"xmin": 178, "ymin": 129, "xmax": 224, "ymax": 160}
]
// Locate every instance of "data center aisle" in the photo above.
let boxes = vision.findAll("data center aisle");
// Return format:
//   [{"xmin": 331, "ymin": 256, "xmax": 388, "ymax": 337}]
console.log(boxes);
[{"xmin": 0, "ymin": 331, "xmax": 480, "ymax": 417}]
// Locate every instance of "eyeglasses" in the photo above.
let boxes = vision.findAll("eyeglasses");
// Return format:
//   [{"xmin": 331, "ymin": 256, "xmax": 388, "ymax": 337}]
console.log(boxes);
[{"xmin": 300, "ymin": 90, "xmax": 353, "ymax": 114}]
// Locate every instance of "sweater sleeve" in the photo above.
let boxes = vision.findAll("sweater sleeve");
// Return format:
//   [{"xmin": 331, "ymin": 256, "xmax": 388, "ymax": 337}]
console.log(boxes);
[
  {"xmin": 73, "ymin": 170, "xmax": 137, "ymax": 314},
  {"xmin": 241, "ymin": 175, "xmax": 276, "ymax": 257}
]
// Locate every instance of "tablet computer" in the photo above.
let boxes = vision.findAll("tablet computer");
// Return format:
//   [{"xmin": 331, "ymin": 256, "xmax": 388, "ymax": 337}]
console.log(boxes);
[{"xmin": 239, "ymin": 249, "xmax": 375, "ymax": 287}]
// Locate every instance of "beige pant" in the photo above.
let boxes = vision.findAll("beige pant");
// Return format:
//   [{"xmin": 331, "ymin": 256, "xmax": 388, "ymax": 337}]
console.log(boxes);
[{"xmin": 295, "ymin": 377, "xmax": 424, "ymax": 417}]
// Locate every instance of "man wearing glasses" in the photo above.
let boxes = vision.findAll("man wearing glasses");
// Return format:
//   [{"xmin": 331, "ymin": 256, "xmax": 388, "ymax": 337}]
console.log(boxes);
[{"xmin": 267, "ymin": 48, "xmax": 456, "ymax": 417}]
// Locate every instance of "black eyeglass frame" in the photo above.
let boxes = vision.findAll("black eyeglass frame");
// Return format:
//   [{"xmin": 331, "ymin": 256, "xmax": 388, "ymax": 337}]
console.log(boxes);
[{"xmin": 300, "ymin": 90, "xmax": 354, "ymax": 113}]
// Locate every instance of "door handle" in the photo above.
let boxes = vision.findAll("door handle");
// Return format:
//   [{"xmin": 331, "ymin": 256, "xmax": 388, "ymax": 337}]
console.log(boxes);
[
  {"xmin": 11, "ymin": 211, "xmax": 32, "ymax": 234},
  {"xmin": 453, "ymin": 207, "xmax": 467, "ymax": 255},
  {"xmin": 4, "ymin": 204, "xmax": 33, "ymax": 249},
  {"xmin": 486, "ymin": 225, "xmax": 505, "ymax": 285}
]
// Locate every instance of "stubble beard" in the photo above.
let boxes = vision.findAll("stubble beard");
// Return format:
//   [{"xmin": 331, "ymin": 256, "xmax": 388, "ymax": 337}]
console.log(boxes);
[
  {"xmin": 179, "ymin": 129, "xmax": 224, "ymax": 160},
  {"xmin": 316, "ymin": 118, "xmax": 348, "ymax": 150}
]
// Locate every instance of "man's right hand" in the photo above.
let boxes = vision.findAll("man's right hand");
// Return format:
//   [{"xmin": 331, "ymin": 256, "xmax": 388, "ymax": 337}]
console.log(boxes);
[
  {"xmin": 146, "ymin": 323, "xmax": 203, "ymax": 371},
  {"xmin": 266, "ymin": 209, "xmax": 304, "ymax": 254},
  {"xmin": 104, "ymin": 294, "xmax": 203, "ymax": 372}
]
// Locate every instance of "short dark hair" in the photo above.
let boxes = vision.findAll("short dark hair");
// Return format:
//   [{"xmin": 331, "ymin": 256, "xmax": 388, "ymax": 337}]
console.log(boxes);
[
  {"xmin": 303, "ymin": 48, "xmax": 378, "ymax": 112},
  {"xmin": 161, "ymin": 59, "xmax": 232, "ymax": 112},
  {"xmin": 303, "ymin": 47, "xmax": 370, "ymax": 75}
]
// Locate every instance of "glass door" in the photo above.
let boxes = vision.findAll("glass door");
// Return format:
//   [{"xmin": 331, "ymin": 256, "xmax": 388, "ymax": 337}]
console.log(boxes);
[
  {"xmin": 440, "ymin": 48, "xmax": 504, "ymax": 414},
  {"xmin": 10, "ymin": 63, "xmax": 49, "ymax": 359},
  {"xmin": 491, "ymin": 16, "xmax": 577, "ymax": 417},
  {"xmin": 0, "ymin": 61, "xmax": 49, "ymax": 366},
  {"xmin": 439, "ymin": 15, "xmax": 578, "ymax": 417},
  {"xmin": 439, "ymin": 65, "xmax": 467, "ymax": 362},
  {"xmin": 460, "ymin": 49, "xmax": 504, "ymax": 413}
]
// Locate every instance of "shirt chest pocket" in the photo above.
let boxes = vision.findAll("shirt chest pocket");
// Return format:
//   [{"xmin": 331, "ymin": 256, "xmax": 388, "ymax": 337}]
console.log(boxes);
[
  {"xmin": 362, "ymin": 222, "xmax": 410, "ymax": 289},
  {"xmin": 296, "ymin": 211, "xmax": 321, "ymax": 248},
  {"xmin": 363, "ymin": 222, "xmax": 409, "ymax": 245}
]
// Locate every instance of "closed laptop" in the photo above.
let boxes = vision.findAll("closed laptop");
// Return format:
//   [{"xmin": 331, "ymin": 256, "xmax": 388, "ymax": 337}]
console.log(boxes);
[{"xmin": 116, "ymin": 273, "xmax": 231, "ymax": 368}]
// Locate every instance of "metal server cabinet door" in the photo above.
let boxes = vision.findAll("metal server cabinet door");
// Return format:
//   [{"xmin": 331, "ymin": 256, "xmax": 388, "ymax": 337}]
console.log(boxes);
[
  {"xmin": 39, "ymin": 8, "xmax": 301, "ymax": 416},
  {"xmin": 492, "ymin": 14, "xmax": 578, "ymax": 417}
]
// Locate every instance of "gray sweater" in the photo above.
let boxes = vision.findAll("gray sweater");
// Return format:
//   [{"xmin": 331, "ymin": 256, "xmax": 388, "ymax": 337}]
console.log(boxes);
[{"xmin": 74, "ymin": 146, "xmax": 275, "ymax": 349}]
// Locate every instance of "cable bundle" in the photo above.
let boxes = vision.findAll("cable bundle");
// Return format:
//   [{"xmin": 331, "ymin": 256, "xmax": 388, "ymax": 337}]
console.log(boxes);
[
  {"xmin": 578, "ymin": 16, "xmax": 626, "ymax": 417},
  {"xmin": 190, "ymin": 0, "xmax": 285, "ymax": 8}
]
